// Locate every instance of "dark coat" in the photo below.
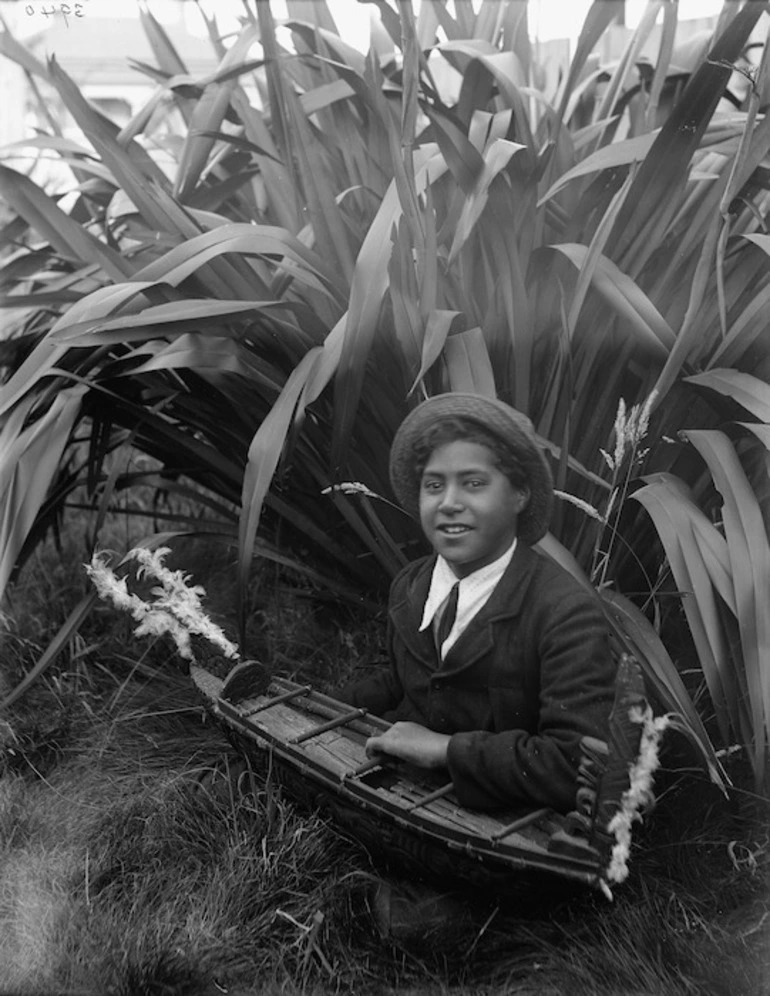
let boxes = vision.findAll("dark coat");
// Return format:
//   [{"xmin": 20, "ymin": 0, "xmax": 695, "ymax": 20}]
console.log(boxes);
[{"xmin": 339, "ymin": 543, "xmax": 615, "ymax": 813}]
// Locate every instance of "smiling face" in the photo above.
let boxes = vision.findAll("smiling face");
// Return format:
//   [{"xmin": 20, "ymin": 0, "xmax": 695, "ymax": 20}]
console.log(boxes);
[{"xmin": 419, "ymin": 440, "xmax": 530, "ymax": 578}]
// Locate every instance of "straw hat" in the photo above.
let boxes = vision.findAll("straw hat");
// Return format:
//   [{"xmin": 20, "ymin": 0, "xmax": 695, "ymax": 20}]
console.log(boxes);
[{"xmin": 389, "ymin": 393, "xmax": 553, "ymax": 545}]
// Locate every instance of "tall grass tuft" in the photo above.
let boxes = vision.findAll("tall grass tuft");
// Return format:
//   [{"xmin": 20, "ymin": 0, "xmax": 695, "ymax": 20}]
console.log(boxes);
[
  {"xmin": 0, "ymin": 784, "xmax": 78, "ymax": 995},
  {"xmin": 0, "ymin": 672, "xmax": 377, "ymax": 994}
]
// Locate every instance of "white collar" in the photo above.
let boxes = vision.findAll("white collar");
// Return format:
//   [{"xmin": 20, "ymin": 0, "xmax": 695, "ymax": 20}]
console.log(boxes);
[{"xmin": 419, "ymin": 539, "xmax": 517, "ymax": 651}]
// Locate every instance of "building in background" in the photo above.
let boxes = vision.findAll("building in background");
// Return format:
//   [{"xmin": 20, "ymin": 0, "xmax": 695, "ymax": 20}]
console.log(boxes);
[
  {"xmin": 0, "ymin": 1, "xmax": 221, "ymax": 188},
  {"xmin": 0, "ymin": 0, "xmax": 746, "ymax": 193}
]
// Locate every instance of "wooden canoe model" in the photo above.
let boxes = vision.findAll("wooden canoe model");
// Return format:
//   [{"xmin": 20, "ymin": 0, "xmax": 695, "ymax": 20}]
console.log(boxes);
[{"xmin": 191, "ymin": 655, "xmax": 651, "ymax": 897}]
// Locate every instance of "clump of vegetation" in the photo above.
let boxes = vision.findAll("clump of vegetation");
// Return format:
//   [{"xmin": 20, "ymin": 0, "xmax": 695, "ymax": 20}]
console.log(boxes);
[{"xmin": 1, "ymin": 0, "xmax": 769, "ymax": 991}]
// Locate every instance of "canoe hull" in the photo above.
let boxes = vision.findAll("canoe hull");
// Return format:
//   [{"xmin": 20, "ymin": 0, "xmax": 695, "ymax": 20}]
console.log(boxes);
[{"xmin": 191, "ymin": 663, "xmax": 607, "ymax": 895}]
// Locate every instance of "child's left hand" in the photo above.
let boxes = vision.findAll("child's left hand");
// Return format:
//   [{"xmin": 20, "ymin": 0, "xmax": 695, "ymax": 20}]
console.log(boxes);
[{"xmin": 365, "ymin": 722, "xmax": 451, "ymax": 769}]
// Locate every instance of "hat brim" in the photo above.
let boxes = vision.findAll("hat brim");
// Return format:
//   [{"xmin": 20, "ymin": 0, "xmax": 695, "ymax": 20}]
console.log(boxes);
[{"xmin": 389, "ymin": 393, "xmax": 553, "ymax": 546}]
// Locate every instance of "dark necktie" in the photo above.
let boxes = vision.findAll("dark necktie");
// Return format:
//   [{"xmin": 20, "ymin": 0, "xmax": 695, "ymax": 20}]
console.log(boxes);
[{"xmin": 436, "ymin": 582, "xmax": 460, "ymax": 657}]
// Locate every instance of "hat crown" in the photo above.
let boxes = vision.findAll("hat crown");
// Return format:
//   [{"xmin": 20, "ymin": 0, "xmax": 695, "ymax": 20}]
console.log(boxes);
[{"xmin": 389, "ymin": 393, "xmax": 554, "ymax": 546}]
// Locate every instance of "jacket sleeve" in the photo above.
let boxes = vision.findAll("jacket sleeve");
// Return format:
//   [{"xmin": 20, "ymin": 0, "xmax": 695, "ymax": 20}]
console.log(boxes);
[
  {"xmin": 334, "ymin": 565, "xmax": 418, "ymax": 718},
  {"xmin": 334, "ymin": 655, "xmax": 404, "ymax": 717},
  {"xmin": 334, "ymin": 594, "xmax": 405, "ymax": 716},
  {"xmin": 445, "ymin": 579, "xmax": 615, "ymax": 813}
]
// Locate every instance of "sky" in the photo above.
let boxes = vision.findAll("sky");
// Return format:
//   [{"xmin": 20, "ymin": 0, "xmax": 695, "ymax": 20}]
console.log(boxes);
[{"xmin": 10, "ymin": 0, "xmax": 726, "ymax": 47}]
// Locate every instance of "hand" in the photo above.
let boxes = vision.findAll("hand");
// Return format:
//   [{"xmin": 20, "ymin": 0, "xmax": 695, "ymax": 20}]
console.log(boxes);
[{"xmin": 365, "ymin": 722, "xmax": 450, "ymax": 769}]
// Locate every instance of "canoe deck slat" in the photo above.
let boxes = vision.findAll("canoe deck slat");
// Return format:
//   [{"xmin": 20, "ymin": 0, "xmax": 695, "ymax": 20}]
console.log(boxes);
[
  {"xmin": 242, "ymin": 685, "xmax": 313, "ymax": 717},
  {"xmin": 291, "ymin": 708, "xmax": 368, "ymax": 744},
  {"xmin": 490, "ymin": 808, "xmax": 551, "ymax": 842},
  {"xmin": 405, "ymin": 783, "xmax": 455, "ymax": 812}
]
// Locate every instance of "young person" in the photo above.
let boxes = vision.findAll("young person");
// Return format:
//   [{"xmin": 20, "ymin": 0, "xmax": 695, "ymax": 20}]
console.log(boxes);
[{"xmin": 338, "ymin": 393, "xmax": 615, "ymax": 814}]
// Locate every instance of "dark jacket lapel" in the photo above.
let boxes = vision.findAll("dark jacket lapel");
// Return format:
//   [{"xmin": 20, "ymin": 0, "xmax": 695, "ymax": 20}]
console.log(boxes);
[
  {"xmin": 389, "ymin": 543, "xmax": 543, "ymax": 674},
  {"xmin": 388, "ymin": 554, "xmax": 438, "ymax": 667},
  {"xmin": 440, "ymin": 543, "xmax": 541, "ymax": 673}
]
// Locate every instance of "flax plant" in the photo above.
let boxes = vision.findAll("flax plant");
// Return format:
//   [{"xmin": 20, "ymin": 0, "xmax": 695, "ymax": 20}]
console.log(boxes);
[{"xmin": 1, "ymin": 0, "xmax": 769, "ymax": 786}]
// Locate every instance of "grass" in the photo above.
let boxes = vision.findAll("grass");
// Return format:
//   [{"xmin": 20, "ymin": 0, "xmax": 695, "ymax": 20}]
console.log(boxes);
[{"xmin": 0, "ymin": 528, "xmax": 768, "ymax": 995}]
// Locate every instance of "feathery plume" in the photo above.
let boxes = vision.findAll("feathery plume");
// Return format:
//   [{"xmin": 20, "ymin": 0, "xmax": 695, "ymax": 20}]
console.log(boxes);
[
  {"xmin": 605, "ymin": 704, "xmax": 671, "ymax": 885},
  {"xmin": 321, "ymin": 482, "xmax": 381, "ymax": 499},
  {"xmin": 606, "ymin": 390, "xmax": 656, "ymax": 473},
  {"xmin": 612, "ymin": 397, "xmax": 628, "ymax": 470},
  {"xmin": 86, "ymin": 548, "xmax": 239, "ymax": 662},
  {"xmin": 554, "ymin": 490, "xmax": 604, "ymax": 522}
]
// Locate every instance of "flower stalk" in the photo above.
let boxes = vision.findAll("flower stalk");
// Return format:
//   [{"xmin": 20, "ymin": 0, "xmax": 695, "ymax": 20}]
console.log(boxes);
[{"xmin": 592, "ymin": 391, "xmax": 656, "ymax": 587}]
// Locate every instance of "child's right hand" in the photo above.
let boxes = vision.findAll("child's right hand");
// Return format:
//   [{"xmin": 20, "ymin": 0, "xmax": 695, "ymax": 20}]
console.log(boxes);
[{"xmin": 365, "ymin": 722, "xmax": 450, "ymax": 770}]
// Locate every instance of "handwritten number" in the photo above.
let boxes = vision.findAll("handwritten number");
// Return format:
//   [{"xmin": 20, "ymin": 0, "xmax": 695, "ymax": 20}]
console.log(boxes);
[{"xmin": 23, "ymin": 2, "xmax": 85, "ymax": 21}]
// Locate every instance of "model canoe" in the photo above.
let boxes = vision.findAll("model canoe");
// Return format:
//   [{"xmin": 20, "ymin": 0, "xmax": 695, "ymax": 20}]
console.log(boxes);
[{"xmin": 191, "ymin": 656, "xmax": 650, "ymax": 895}]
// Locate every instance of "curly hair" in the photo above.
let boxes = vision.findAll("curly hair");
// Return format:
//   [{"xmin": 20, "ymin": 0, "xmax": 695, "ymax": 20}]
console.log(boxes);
[{"xmin": 410, "ymin": 416, "xmax": 530, "ymax": 491}]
